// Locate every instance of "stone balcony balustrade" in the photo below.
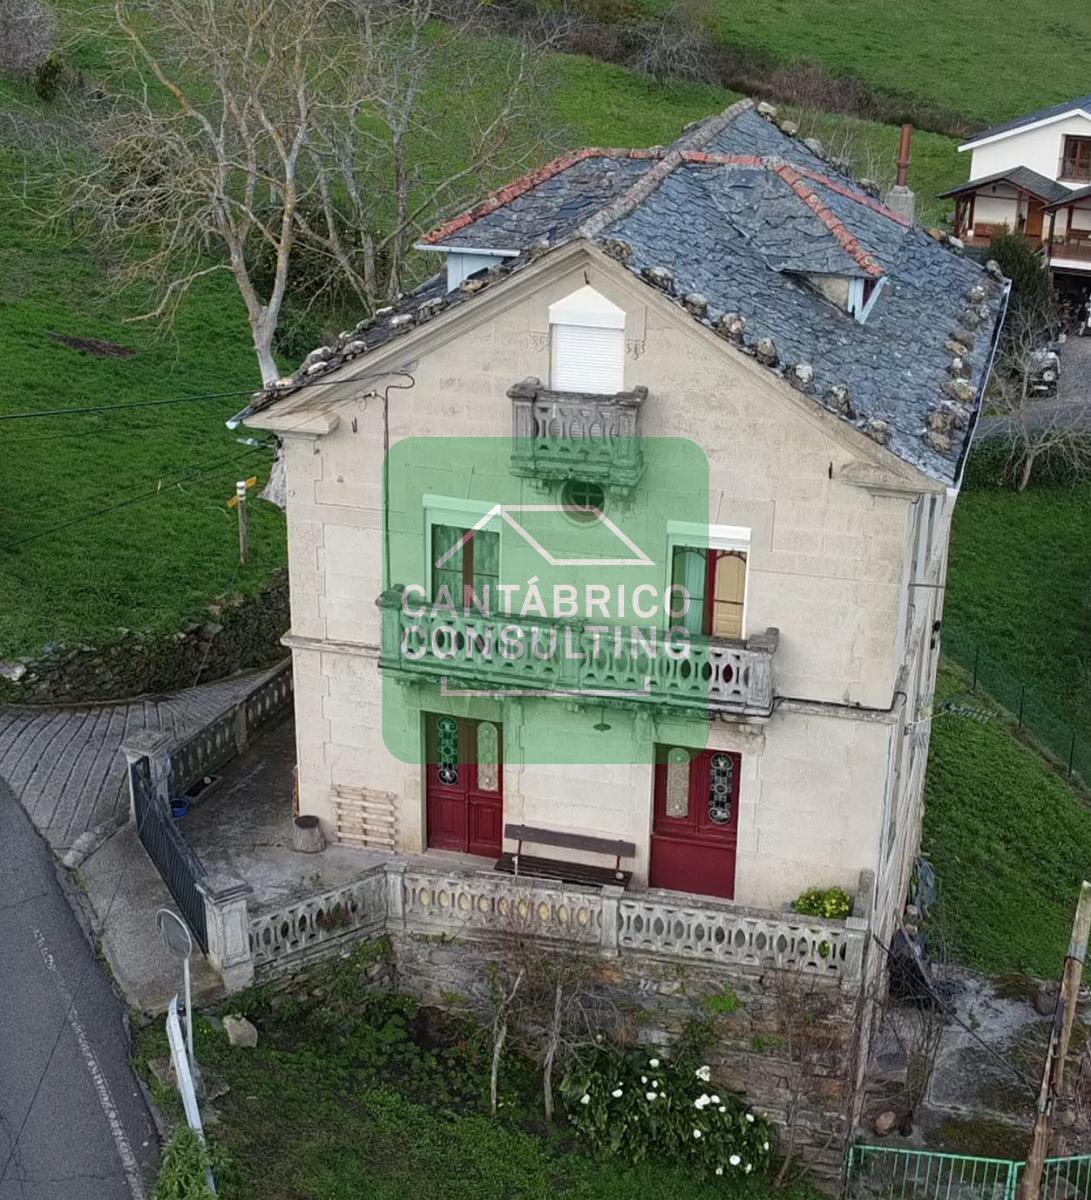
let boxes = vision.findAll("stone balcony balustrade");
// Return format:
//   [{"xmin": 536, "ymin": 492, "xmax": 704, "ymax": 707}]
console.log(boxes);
[
  {"xmin": 378, "ymin": 588, "xmax": 778, "ymax": 718},
  {"xmin": 508, "ymin": 378, "xmax": 647, "ymax": 487}
]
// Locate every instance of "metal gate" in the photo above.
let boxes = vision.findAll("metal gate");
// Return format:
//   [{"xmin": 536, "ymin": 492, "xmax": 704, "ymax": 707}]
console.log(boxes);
[{"xmin": 131, "ymin": 758, "xmax": 209, "ymax": 950}]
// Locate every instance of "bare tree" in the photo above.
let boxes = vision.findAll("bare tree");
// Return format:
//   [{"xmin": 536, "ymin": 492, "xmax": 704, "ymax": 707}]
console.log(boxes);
[
  {"xmin": 0, "ymin": 0, "xmax": 55, "ymax": 79},
  {"xmin": 989, "ymin": 324, "xmax": 1090, "ymax": 492},
  {"xmin": 481, "ymin": 899, "xmax": 621, "ymax": 1122},
  {"xmin": 978, "ymin": 230, "xmax": 1087, "ymax": 491},
  {"xmin": 764, "ymin": 968, "xmax": 843, "ymax": 1184},
  {"xmin": 44, "ymin": 0, "xmax": 556, "ymax": 385},
  {"xmin": 626, "ymin": 0, "xmax": 717, "ymax": 83},
  {"xmin": 789, "ymin": 109, "xmax": 896, "ymax": 190}
]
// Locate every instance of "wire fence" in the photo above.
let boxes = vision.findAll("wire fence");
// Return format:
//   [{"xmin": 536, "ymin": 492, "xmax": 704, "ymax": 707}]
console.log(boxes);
[
  {"xmin": 941, "ymin": 622, "xmax": 1091, "ymax": 792},
  {"xmin": 845, "ymin": 1145, "xmax": 1091, "ymax": 1200}
]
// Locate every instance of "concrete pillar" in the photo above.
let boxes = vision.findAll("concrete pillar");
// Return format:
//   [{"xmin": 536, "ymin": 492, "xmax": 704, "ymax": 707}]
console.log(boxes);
[
  {"xmin": 198, "ymin": 872, "xmax": 255, "ymax": 993},
  {"xmin": 121, "ymin": 730, "xmax": 176, "ymax": 822},
  {"xmin": 600, "ymin": 885, "xmax": 624, "ymax": 957},
  {"xmin": 885, "ymin": 184, "xmax": 917, "ymax": 225},
  {"xmin": 385, "ymin": 860, "xmax": 407, "ymax": 928}
]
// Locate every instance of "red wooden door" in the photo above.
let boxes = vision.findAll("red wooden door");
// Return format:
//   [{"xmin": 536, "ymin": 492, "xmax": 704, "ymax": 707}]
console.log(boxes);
[
  {"xmin": 425, "ymin": 714, "xmax": 503, "ymax": 857},
  {"xmin": 649, "ymin": 747, "xmax": 739, "ymax": 899}
]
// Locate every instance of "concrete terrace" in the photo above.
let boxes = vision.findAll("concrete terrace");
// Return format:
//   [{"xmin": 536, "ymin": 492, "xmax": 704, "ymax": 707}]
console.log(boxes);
[{"xmin": 0, "ymin": 669, "xmax": 273, "ymax": 853}]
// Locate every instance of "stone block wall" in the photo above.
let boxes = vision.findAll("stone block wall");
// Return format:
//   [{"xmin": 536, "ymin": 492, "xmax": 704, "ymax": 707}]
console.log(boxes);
[
  {"xmin": 0, "ymin": 570, "xmax": 290, "ymax": 704},
  {"xmin": 390, "ymin": 929, "xmax": 862, "ymax": 1183}
]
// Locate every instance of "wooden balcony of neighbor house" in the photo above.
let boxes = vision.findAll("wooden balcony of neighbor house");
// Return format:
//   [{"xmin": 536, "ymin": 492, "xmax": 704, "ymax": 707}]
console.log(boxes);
[
  {"xmin": 508, "ymin": 377, "xmax": 647, "ymax": 487},
  {"xmin": 1049, "ymin": 233, "xmax": 1091, "ymax": 263},
  {"xmin": 378, "ymin": 588, "xmax": 778, "ymax": 718}
]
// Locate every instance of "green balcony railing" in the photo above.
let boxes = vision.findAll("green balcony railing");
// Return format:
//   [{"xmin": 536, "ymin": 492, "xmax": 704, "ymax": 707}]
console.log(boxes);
[{"xmin": 378, "ymin": 589, "xmax": 777, "ymax": 717}]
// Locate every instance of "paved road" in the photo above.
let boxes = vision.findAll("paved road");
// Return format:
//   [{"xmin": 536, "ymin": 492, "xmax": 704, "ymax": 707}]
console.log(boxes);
[
  {"xmin": 978, "ymin": 334, "xmax": 1091, "ymax": 439},
  {"xmin": 0, "ymin": 670, "xmax": 270, "ymax": 853},
  {"xmin": 0, "ymin": 783, "xmax": 158, "ymax": 1200}
]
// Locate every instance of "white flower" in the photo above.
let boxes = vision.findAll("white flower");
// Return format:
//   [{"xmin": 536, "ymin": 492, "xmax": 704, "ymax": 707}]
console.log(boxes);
[
  {"xmin": 611, "ymin": 1088, "xmax": 623, "ymax": 1098},
  {"xmin": 745, "ymin": 1164, "xmax": 753, "ymax": 1175},
  {"xmin": 651, "ymin": 1081, "xmax": 659, "ymax": 1089},
  {"xmin": 645, "ymin": 1091, "xmax": 657, "ymax": 1101},
  {"xmin": 695, "ymin": 1065, "xmax": 711, "ymax": 1082},
  {"xmin": 693, "ymin": 1129, "xmax": 703, "ymax": 1139},
  {"xmin": 715, "ymin": 1167, "xmax": 724, "ymax": 1176},
  {"xmin": 641, "ymin": 1075, "xmax": 648, "ymax": 1084},
  {"xmin": 763, "ymin": 1141, "xmax": 770, "ymax": 1151},
  {"xmin": 745, "ymin": 1113, "xmax": 755, "ymax": 1123},
  {"xmin": 694, "ymin": 1095, "xmax": 709, "ymax": 1110},
  {"xmin": 580, "ymin": 1094, "xmax": 590, "ymax": 1105},
  {"xmin": 710, "ymin": 1095, "xmax": 720, "ymax": 1104},
  {"xmin": 719, "ymin": 1106, "xmax": 727, "ymax": 1113},
  {"xmin": 730, "ymin": 1154, "xmax": 741, "ymax": 1166},
  {"xmin": 649, "ymin": 1057, "xmax": 660, "ymax": 1068}
]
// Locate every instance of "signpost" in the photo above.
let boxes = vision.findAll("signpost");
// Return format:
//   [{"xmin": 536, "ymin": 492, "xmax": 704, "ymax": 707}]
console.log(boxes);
[
  {"xmin": 166, "ymin": 996, "xmax": 215, "ymax": 1194},
  {"xmin": 156, "ymin": 908, "xmax": 195, "ymax": 1075}
]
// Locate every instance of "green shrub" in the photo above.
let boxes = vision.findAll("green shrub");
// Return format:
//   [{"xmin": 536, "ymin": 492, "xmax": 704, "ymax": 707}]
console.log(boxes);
[
  {"xmin": 151, "ymin": 1128, "xmax": 214, "ymax": 1200},
  {"xmin": 792, "ymin": 886, "xmax": 852, "ymax": 919},
  {"xmin": 34, "ymin": 51, "xmax": 64, "ymax": 100},
  {"xmin": 561, "ymin": 1043, "xmax": 773, "ymax": 1181}
]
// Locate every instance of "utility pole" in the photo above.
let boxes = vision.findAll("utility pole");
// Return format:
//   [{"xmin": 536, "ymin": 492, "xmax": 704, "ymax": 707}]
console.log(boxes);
[
  {"xmin": 1017, "ymin": 881, "xmax": 1091, "ymax": 1200},
  {"xmin": 236, "ymin": 479, "xmax": 248, "ymax": 566}
]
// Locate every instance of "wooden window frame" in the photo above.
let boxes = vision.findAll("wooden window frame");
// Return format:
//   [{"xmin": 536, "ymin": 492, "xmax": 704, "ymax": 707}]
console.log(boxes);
[
  {"xmin": 665, "ymin": 522, "xmax": 750, "ymax": 639},
  {"xmin": 1060, "ymin": 136, "xmax": 1091, "ymax": 182},
  {"xmin": 424, "ymin": 496, "xmax": 501, "ymax": 614}
]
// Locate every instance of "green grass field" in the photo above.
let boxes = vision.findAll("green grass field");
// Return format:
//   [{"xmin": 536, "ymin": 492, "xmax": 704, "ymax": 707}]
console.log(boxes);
[
  {"xmin": 636, "ymin": 0, "xmax": 1091, "ymax": 128},
  {"xmin": 943, "ymin": 485, "xmax": 1091, "ymax": 743},
  {"xmin": 923, "ymin": 665, "xmax": 1091, "ymax": 978},
  {"xmin": 136, "ymin": 983, "xmax": 812, "ymax": 1200}
]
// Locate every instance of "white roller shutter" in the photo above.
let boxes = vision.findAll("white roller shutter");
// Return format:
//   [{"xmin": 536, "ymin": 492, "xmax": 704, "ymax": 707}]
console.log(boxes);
[{"xmin": 550, "ymin": 323, "xmax": 625, "ymax": 393}]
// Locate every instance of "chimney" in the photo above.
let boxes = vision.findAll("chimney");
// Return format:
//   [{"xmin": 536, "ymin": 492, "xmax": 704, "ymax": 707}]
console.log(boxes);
[{"xmin": 885, "ymin": 123, "xmax": 917, "ymax": 224}]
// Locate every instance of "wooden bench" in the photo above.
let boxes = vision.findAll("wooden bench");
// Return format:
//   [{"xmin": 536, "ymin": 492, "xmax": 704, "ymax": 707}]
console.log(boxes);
[{"xmin": 494, "ymin": 823, "xmax": 636, "ymax": 888}]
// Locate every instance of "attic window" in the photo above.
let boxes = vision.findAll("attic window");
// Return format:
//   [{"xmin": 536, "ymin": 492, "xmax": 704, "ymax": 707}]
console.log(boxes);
[
  {"xmin": 796, "ymin": 272, "xmax": 884, "ymax": 323},
  {"xmin": 549, "ymin": 285, "xmax": 625, "ymax": 393},
  {"xmin": 848, "ymin": 277, "xmax": 884, "ymax": 323}
]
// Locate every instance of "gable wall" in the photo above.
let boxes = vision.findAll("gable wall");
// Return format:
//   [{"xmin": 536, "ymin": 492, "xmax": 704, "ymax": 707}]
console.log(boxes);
[
  {"xmin": 282, "ymin": 252, "xmax": 914, "ymax": 711},
  {"xmin": 968, "ymin": 113, "xmax": 1091, "ymax": 183}
]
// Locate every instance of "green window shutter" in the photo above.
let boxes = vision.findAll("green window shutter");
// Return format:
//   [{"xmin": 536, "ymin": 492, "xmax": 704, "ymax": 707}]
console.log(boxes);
[{"xmin": 671, "ymin": 546, "xmax": 707, "ymax": 635}]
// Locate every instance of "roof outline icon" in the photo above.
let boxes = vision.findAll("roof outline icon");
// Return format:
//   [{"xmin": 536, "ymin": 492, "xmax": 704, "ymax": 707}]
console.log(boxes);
[{"xmin": 433, "ymin": 503, "xmax": 655, "ymax": 569}]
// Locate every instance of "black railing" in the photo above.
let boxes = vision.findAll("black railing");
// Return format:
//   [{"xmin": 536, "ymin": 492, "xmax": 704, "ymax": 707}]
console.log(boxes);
[
  {"xmin": 131, "ymin": 758, "xmax": 209, "ymax": 949},
  {"xmin": 942, "ymin": 622, "xmax": 1091, "ymax": 790}
]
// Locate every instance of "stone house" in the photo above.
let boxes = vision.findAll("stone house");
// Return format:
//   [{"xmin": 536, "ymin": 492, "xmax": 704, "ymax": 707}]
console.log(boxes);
[
  {"xmin": 236, "ymin": 97, "xmax": 1007, "ymax": 1162},
  {"xmin": 941, "ymin": 93, "xmax": 1091, "ymax": 286}
]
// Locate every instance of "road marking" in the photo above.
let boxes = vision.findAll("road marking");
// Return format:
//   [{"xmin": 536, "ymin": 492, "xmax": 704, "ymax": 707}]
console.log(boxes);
[{"xmin": 32, "ymin": 928, "xmax": 147, "ymax": 1200}]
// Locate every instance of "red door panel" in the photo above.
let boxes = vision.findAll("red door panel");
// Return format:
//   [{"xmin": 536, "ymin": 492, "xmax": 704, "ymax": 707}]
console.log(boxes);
[
  {"xmin": 650, "ymin": 747, "xmax": 739, "ymax": 899},
  {"xmin": 426, "ymin": 714, "xmax": 503, "ymax": 857}
]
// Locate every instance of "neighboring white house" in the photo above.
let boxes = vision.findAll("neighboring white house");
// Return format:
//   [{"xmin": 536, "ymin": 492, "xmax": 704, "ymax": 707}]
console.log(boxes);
[{"xmin": 941, "ymin": 94, "xmax": 1091, "ymax": 281}]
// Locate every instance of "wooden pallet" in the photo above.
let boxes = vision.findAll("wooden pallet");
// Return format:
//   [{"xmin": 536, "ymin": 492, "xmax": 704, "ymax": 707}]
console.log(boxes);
[{"xmin": 331, "ymin": 784, "xmax": 397, "ymax": 850}]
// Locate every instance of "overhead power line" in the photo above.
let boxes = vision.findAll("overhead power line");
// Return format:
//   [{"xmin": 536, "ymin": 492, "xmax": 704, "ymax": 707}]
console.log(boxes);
[{"xmin": 0, "ymin": 362, "xmax": 409, "ymax": 423}]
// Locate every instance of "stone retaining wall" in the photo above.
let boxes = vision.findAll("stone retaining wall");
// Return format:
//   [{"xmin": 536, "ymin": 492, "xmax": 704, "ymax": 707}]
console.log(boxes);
[
  {"xmin": 0, "ymin": 570, "xmax": 289, "ymax": 704},
  {"xmin": 392, "ymin": 930, "xmax": 859, "ymax": 1183},
  {"xmin": 242, "ymin": 862, "xmax": 871, "ymax": 1183}
]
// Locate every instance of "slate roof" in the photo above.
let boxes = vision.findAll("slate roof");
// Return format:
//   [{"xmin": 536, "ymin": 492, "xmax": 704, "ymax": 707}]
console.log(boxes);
[
  {"xmin": 1045, "ymin": 183, "xmax": 1091, "ymax": 210},
  {"xmin": 939, "ymin": 166, "xmax": 1071, "ymax": 205},
  {"xmin": 250, "ymin": 99, "xmax": 1008, "ymax": 486},
  {"xmin": 962, "ymin": 95, "xmax": 1091, "ymax": 148}
]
